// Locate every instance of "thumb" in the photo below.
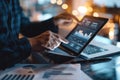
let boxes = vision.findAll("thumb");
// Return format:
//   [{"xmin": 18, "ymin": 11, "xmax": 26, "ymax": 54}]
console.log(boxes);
[{"xmin": 53, "ymin": 32, "xmax": 69, "ymax": 44}]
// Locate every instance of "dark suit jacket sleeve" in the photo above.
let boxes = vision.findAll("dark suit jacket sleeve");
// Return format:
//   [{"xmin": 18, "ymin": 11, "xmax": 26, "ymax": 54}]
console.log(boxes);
[
  {"xmin": 20, "ymin": 13, "xmax": 58, "ymax": 37},
  {"xmin": 0, "ymin": 1, "xmax": 32, "ymax": 69},
  {"xmin": 0, "ymin": 38, "xmax": 31, "ymax": 70},
  {"xmin": 0, "ymin": 0, "xmax": 58, "ymax": 70}
]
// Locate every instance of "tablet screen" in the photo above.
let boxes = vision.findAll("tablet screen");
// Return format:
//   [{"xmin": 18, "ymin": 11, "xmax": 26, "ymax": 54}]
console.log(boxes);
[{"xmin": 61, "ymin": 16, "xmax": 108, "ymax": 56}]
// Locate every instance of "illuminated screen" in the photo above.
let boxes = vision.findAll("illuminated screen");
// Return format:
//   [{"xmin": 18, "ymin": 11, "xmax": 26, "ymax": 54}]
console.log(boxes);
[{"xmin": 62, "ymin": 16, "xmax": 108, "ymax": 53}]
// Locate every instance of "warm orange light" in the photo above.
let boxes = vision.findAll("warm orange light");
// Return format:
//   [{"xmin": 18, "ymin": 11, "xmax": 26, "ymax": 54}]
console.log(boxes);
[
  {"xmin": 72, "ymin": 10, "xmax": 78, "ymax": 16},
  {"xmin": 78, "ymin": 6, "xmax": 87, "ymax": 14},
  {"xmin": 62, "ymin": 4, "xmax": 68, "ymax": 9},
  {"xmin": 93, "ymin": 12, "xmax": 99, "ymax": 17},
  {"xmin": 108, "ymin": 23, "xmax": 115, "ymax": 40},
  {"xmin": 50, "ymin": 0, "xmax": 56, "ymax": 4},
  {"xmin": 88, "ymin": 7, "xmax": 93, "ymax": 12},
  {"xmin": 57, "ymin": 0, "xmax": 63, "ymax": 5},
  {"xmin": 109, "ymin": 30, "xmax": 114, "ymax": 40}
]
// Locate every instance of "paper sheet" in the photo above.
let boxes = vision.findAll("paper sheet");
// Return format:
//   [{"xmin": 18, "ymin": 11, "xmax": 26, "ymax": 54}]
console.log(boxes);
[{"xmin": 0, "ymin": 64, "xmax": 92, "ymax": 80}]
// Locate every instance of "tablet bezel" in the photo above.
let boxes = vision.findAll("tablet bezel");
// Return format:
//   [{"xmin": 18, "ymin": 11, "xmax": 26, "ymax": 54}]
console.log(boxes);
[{"xmin": 60, "ymin": 15, "xmax": 108, "ymax": 56}]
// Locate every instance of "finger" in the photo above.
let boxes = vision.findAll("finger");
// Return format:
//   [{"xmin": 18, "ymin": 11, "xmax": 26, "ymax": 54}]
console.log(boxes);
[
  {"xmin": 41, "ymin": 36, "xmax": 61, "ymax": 50},
  {"xmin": 59, "ymin": 36, "xmax": 69, "ymax": 44},
  {"xmin": 63, "ymin": 19, "xmax": 73, "ymax": 23},
  {"xmin": 56, "ymin": 19, "xmax": 72, "ymax": 26},
  {"xmin": 58, "ymin": 12, "xmax": 79, "ymax": 22},
  {"xmin": 50, "ymin": 36, "xmax": 61, "ymax": 48},
  {"xmin": 42, "ymin": 43, "xmax": 53, "ymax": 50},
  {"xmin": 52, "ymin": 33, "xmax": 69, "ymax": 44},
  {"xmin": 49, "ymin": 42, "xmax": 61, "ymax": 50},
  {"xmin": 62, "ymin": 19, "xmax": 73, "ymax": 25},
  {"xmin": 42, "ymin": 42, "xmax": 60, "ymax": 50}
]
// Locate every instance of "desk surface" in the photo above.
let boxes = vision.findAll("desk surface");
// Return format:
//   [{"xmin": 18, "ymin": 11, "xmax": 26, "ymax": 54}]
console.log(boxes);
[
  {"xmin": 31, "ymin": 52, "xmax": 120, "ymax": 80},
  {"xmin": 80, "ymin": 35, "xmax": 120, "ymax": 80},
  {"xmin": 31, "ymin": 53, "xmax": 120, "ymax": 80},
  {"xmin": 30, "ymin": 35, "xmax": 120, "ymax": 80},
  {"xmin": 81, "ymin": 54, "xmax": 120, "ymax": 80}
]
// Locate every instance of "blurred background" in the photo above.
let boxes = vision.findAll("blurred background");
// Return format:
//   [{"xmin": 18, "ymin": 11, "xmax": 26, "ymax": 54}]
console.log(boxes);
[{"xmin": 19, "ymin": 0, "xmax": 120, "ymax": 46}]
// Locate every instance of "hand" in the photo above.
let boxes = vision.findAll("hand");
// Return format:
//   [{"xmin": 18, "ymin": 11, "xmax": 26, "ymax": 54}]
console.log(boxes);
[
  {"xmin": 28, "ymin": 30, "xmax": 68, "ymax": 52},
  {"xmin": 54, "ymin": 12, "xmax": 79, "ymax": 26}
]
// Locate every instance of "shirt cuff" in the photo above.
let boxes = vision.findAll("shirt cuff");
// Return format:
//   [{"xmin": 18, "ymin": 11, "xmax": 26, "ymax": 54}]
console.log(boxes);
[
  {"xmin": 19, "ymin": 37, "xmax": 31, "ymax": 59},
  {"xmin": 47, "ymin": 18, "xmax": 58, "ymax": 33}
]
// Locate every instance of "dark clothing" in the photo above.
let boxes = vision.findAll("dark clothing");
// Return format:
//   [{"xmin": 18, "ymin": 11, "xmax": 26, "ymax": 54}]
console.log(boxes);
[{"xmin": 0, "ymin": 0, "xmax": 58, "ymax": 69}]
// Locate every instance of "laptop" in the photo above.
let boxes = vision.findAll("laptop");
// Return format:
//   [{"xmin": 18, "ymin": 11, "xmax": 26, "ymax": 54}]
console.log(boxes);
[{"xmin": 37, "ymin": 15, "xmax": 120, "ymax": 63}]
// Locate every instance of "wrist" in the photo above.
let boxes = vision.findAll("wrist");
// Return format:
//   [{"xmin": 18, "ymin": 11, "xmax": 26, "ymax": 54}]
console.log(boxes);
[
  {"xmin": 27, "ymin": 38, "xmax": 45, "ymax": 52},
  {"xmin": 53, "ymin": 17, "xmax": 59, "ymax": 26}
]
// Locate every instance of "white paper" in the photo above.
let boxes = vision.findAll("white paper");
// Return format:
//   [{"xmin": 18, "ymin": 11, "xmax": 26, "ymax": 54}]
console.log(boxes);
[{"xmin": 0, "ymin": 64, "xmax": 92, "ymax": 80}]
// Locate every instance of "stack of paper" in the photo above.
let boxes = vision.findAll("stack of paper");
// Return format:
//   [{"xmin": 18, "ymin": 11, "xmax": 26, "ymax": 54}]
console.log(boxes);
[{"xmin": 0, "ymin": 64, "xmax": 92, "ymax": 80}]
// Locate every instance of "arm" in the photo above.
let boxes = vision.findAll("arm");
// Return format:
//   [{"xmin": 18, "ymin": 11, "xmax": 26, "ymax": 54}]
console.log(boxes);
[
  {"xmin": 20, "ymin": 17, "xmax": 58, "ymax": 37},
  {"xmin": 0, "ymin": 37, "xmax": 31, "ymax": 70},
  {"xmin": 19, "ymin": 2, "xmax": 58, "ymax": 37},
  {"xmin": 0, "ymin": 1, "xmax": 32, "ymax": 70}
]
